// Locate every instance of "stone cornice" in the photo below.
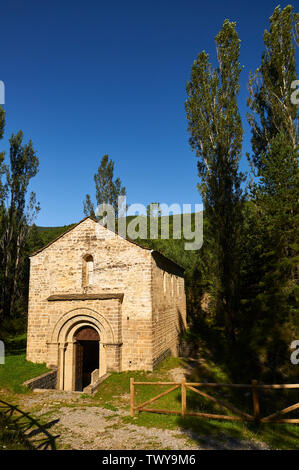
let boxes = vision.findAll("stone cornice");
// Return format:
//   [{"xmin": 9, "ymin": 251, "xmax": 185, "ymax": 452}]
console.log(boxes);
[{"xmin": 47, "ymin": 293, "xmax": 124, "ymax": 302}]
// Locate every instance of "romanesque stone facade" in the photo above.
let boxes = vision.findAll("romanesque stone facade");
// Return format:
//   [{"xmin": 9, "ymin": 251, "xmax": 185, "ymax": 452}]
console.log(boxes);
[{"xmin": 26, "ymin": 217, "xmax": 186, "ymax": 391}]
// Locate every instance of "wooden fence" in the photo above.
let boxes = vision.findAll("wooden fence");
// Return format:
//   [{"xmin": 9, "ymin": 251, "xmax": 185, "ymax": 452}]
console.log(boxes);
[{"xmin": 130, "ymin": 378, "xmax": 299, "ymax": 424}]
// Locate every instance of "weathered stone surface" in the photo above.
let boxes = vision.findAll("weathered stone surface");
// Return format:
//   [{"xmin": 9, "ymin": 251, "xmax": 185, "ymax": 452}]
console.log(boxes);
[
  {"xmin": 26, "ymin": 217, "xmax": 187, "ymax": 390},
  {"xmin": 23, "ymin": 369, "xmax": 57, "ymax": 390}
]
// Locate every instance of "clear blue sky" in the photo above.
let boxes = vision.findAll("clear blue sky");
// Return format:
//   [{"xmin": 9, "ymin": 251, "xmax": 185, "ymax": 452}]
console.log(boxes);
[{"xmin": 0, "ymin": 0, "xmax": 291, "ymax": 226}]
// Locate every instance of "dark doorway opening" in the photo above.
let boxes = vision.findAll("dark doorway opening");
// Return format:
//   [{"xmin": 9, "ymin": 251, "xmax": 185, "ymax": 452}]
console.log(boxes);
[{"xmin": 75, "ymin": 327, "xmax": 99, "ymax": 391}]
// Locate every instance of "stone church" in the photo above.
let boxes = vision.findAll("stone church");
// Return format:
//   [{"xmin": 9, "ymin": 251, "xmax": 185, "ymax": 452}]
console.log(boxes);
[{"xmin": 26, "ymin": 217, "xmax": 186, "ymax": 392}]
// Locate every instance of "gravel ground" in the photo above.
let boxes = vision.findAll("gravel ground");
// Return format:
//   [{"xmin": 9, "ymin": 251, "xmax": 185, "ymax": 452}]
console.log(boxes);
[{"xmin": 18, "ymin": 390, "xmax": 269, "ymax": 450}]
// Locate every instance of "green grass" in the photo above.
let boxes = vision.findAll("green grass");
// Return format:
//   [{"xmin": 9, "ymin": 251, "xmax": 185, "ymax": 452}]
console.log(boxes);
[
  {"xmin": 103, "ymin": 403, "xmax": 119, "ymax": 412},
  {"xmin": 4, "ymin": 333, "xmax": 27, "ymax": 355},
  {"xmin": 0, "ymin": 353, "xmax": 49, "ymax": 393},
  {"xmin": 89, "ymin": 356, "xmax": 299, "ymax": 450},
  {"xmin": 0, "ymin": 352, "xmax": 298, "ymax": 450},
  {"xmin": 0, "ymin": 412, "xmax": 33, "ymax": 450}
]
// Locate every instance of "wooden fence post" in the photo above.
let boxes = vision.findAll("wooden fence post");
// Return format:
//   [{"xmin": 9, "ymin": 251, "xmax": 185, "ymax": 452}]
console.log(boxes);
[
  {"xmin": 181, "ymin": 378, "xmax": 186, "ymax": 418},
  {"xmin": 130, "ymin": 378, "xmax": 135, "ymax": 417},
  {"xmin": 251, "ymin": 380, "xmax": 260, "ymax": 422}
]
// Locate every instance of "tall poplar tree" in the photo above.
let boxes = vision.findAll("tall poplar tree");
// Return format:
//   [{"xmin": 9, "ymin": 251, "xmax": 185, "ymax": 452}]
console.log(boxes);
[
  {"xmin": 0, "ymin": 131, "xmax": 40, "ymax": 323},
  {"xmin": 243, "ymin": 5, "xmax": 299, "ymax": 372},
  {"xmin": 247, "ymin": 5, "xmax": 298, "ymax": 168},
  {"xmin": 185, "ymin": 20, "xmax": 245, "ymax": 341},
  {"xmin": 0, "ymin": 106, "xmax": 5, "ymax": 203}
]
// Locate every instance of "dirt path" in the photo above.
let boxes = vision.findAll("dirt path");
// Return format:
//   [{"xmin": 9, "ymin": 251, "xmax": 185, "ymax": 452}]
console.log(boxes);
[{"xmin": 18, "ymin": 390, "xmax": 269, "ymax": 450}]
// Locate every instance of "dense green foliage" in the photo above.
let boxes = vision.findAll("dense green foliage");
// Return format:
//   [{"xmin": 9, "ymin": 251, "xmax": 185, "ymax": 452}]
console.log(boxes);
[
  {"xmin": 183, "ymin": 6, "xmax": 298, "ymax": 382},
  {"xmin": 0, "ymin": 106, "xmax": 40, "ymax": 336},
  {"xmin": 185, "ymin": 20, "xmax": 246, "ymax": 341},
  {"xmin": 247, "ymin": 6, "xmax": 298, "ymax": 168},
  {"xmin": 237, "ymin": 5, "xmax": 299, "ymax": 380}
]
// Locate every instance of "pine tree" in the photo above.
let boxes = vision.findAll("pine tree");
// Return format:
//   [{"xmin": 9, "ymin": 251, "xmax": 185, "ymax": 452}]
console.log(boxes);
[{"xmin": 185, "ymin": 20, "xmax": 245, "ymax": 340}]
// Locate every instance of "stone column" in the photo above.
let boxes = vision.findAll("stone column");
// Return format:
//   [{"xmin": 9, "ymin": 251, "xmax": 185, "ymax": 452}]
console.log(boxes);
[
  {"xmin": 64, "ymin": 341, "xmax": 76, "ymax": 391},
  {"xmin": 57, "ymin": 343, "xmax": 66, "ymax": 390},
  {"xmin": 99, "ymin": 342, "xmax": 106, "ymax": 377}
]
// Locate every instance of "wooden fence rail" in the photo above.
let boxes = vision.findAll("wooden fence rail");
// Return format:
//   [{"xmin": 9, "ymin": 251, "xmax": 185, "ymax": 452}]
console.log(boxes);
[{"xmin": 130, "ymin": 378, "xmax": 299, "ymax": 424}]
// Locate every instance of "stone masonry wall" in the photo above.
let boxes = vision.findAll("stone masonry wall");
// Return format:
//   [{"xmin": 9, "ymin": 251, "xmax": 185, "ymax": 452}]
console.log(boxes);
[
  {"xmin": 23, "ymin": 369, "xmax": 57, "ymax": 390},
  {"xmin": 151, "ymin": 253, "xmax": 187, "ymax": 369},
  {"xmin": 27, "ymin": 218, "xmax": 153, "ymax": 372},
  {"xmin": 44, "ymin": 298, "xmax": 121, "ymax": 370}
]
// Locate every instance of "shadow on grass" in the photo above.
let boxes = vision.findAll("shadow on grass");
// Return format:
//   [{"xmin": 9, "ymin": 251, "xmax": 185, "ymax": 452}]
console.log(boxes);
[
  {"xmin": 126, "ymin": 352, "xmax": 299, "ymax": 449},
  {"xmin": 0, "ymin": 399, "xmax": 60, "ymax": 450},
  {"xmin": 171, "ymin": 356, "xmax": 299, "ymax": 449},
  {"xmin": 170, "ymin": 307, "xmax": 299, "ymax": 449}
]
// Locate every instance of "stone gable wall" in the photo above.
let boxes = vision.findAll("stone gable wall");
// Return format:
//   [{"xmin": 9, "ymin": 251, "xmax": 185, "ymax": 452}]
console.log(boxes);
[
  {"xmin": 27, "ymin": 218, "xmax": 187, "ymax": 378},
  {"xmin": 27, "ymin": 218, "xmax": 153, "ymax": 371}
]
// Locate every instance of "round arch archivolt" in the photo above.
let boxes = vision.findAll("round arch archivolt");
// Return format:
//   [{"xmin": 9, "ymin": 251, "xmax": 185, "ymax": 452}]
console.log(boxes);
[
  {"xmin": 49, "ymin": 307, "xmax": 115, "ymax": 345},
  {"xmin": 49, "ymin": 308, "xmax": 115, "ymax": 391}
]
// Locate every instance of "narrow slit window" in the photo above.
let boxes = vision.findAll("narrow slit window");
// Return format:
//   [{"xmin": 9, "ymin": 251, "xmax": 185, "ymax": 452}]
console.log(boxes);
[
  {"xmin": 87, "ymin": 259, "xmax": 93, "ymax": 285},
  {"xmin": 83, "ymin": 255, "xmax": 94, "ymax": 286}
]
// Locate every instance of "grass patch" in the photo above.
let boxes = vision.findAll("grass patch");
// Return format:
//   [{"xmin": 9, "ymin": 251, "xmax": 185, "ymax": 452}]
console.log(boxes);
[
  {"xmin": 103, "ymin": 403, "xmax": 118, "ymax": 412},
  {"xmin": 1, "ymin": 352, "xmax": 298, "ymax": 450},
  {"xmin": 0, "ymin": 353, "xmax": 49, "ymax": 393},
  {"xmin": 4, "ymin": 334, "xmax": 27, "ymax": 355},
  {"xmin": 90, "ymin": 356, "xmax": 299, "ymax": 450},
  {"xmin": 0, "ymin": 412, "xmax": 33, "ymax": 450}
]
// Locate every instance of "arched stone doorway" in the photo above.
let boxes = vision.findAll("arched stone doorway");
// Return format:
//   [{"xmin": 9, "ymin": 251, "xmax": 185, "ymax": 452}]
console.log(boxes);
[
  {"xmin": 48, "ymin": 307, "xmax": 122, "ymax": 391},
  {"xmin": 74, "ymin": 326, "xmax": 100, "ymax": 391},
  {"xmin": 49, "ymin": 308, "xmax": 114, "ymax": 391}
]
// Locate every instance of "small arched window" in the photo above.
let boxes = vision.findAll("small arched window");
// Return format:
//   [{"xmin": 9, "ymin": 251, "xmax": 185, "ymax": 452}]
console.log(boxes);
[{"xmin": 83, "ymin": 254, "xmax": 94, "ymax": 287}]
